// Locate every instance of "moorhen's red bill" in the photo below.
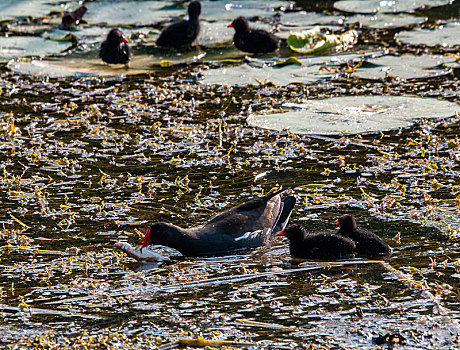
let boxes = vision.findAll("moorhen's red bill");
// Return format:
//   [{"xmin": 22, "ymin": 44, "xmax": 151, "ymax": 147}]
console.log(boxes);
[
  {"xmin": 228, "ymin": 16, "xmax": 280, "ymax": 54},
  {"xmin": 336, "ymin": 214, "xmax": 391, "ymax": 256},
  {"xmin": 99, "ymin": 28, "xmax": 131, "ymax": 64},
  {"xmin": 138, "ymin": 190, "xmax": 296, "ymax": 256},
  {"xmin": 156, "ymin": 1, "xmax": 201, "ymax": 49},
  {"xmin": 278, "ymin": 224, "xmax": 356, "ymax": 260}
]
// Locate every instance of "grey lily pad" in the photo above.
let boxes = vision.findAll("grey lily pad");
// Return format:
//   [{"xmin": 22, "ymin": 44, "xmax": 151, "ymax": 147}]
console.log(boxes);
[
  {"xmin": 344, "ymin": 13, "xmax": 426, "ymax": 28},
  {"xmin": 0, "ymin": 0, "xmax": 78, "ymax": 20},
  {"xmin": 200, "ymin": 0, "xmax": 289, "ymax": 21},
  {"xmin": 202, "ymin": 61, "xmax": 325, "ymax": 86},
  {"xmin": 396, "ymin": 22, "xmax": 460, "ymax": 47},
  {"xmin": 202, "ymin": 52, "xmax": 373, "ymax": 86},
  {"xmin": 46, "ymin": 27, "xmax": 156, "ymax": 49},
  {"xmin": 334, "ymin": 0, "xmax": 451, "ymax": 14},
  {"xmin": 83, "ymin": 0, "xmax": 289, "ymax": 26},
  {"xmin": 247, "ymin": 96, "xmax": 459, "ymax": 135},
  {"xmin": 7, "ymin": 53, "xmax": 151, "ymax": 77},
  {"xmin": 7, "ymin": 46, "xmax": 209, "ymax": 77},
  {"xmin": 0, "ymin": 35, "xmax": 71, "ymax": 62},
  {"xmin": 354, "ymin": 54, "xmax": 458, "ymax": 80},
  {"xmin": 84, "ymin": 1, "xmax": 181, "ymax": 26},
  {"xmin": 279, "ymin": 11, "xmax": 344, "ymax": 28}
]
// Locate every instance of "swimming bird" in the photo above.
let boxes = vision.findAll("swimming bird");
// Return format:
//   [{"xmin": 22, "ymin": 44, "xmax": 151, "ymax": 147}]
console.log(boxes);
[
  {"xmin": 156, "ymin": 1, "xmax": 201, "ymax": 49},
  {"xmin": 336, "ymin": 214, "xmax": 391, "ymax": 256},
  {"xmin": 99, "ymin": 29, "xmax": 131, "ymax": 64},
  {"xmin": 228, "ymin": 16, "xmax": 280, "ymax": 54},
  {"xmin": 137, "ymin": 190, "xmax": 296, "ymax": 256},
  {"xmin": 278, "ymin": 224, "xmax": 356, "ymax": 260},
  {"xmin": 60, "ymin": 5, "xmax": 87, "ymax": 30}
]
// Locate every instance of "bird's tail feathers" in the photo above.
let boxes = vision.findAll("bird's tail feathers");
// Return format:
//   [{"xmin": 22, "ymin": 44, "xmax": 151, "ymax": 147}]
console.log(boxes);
[{"xmin": 272, "ymin": 195, "xmax": 296, "ymax": 234}]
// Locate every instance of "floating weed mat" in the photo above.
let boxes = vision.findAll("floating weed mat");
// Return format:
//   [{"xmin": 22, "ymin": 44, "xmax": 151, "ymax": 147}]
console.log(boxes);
[{"xmin": 1, "ymin": 41, "xmax": 460, "ymax": 350}]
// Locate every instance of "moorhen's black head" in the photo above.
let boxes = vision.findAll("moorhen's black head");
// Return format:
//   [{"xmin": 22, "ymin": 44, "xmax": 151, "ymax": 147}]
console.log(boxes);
[
  {"xmin": 138, "ymin": 222, "xmax": 176, "ymax": 247},
  {"xmin": 188, "ymin": 1, "xmax": 201, "ymax": 20},
  {"xmin": 336, "ymin": 214, "xmax": 358, "ymax": 231},
  {"xmin": 107, "ymin": 29, "xmax": 128, "ymax": 45},
  {"xmin": 228, "ymin": 17, "xmax": 250, "ymax": 32},
  {"xmin": 277, "ymin": 224, "xmax": 306, "ymax": 242}
]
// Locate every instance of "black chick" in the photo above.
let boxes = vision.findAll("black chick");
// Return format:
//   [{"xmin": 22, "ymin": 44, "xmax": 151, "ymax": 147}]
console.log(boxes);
[
  {"xmin": 336, "ymin": 214, "xmax": 391, "ymax": 256},
  {"xmin": 99, "ymin": 29, "xmax": 131, "ymax": 65},
  {"xmin": 278, "ymin": 224, "xmax": 356, "ymax": 260},
  {"xmin": 156, "ymin": 1, "xmax": 201, "ymax": 49},
  {"xmin": 228, "ymin": 16, "xmax": 280, "ymax": 54}
]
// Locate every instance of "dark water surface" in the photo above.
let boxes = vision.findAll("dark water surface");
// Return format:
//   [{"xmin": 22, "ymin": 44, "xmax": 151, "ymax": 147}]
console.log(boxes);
[{"xmin": 0, "ymin": 0, "xmax": 459, "ymax": 349}]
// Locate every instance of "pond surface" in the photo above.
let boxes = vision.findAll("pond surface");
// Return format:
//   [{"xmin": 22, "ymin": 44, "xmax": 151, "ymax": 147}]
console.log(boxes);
[{"xmin": 0, "ymin": 0, "xmax": 459, "ymax": 349}]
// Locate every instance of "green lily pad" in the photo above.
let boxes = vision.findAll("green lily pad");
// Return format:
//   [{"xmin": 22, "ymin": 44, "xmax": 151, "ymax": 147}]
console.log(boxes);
[
  {"xmin": 334, "ymin": 0, "xmax": 451, "ymax": 14},
  {"xmin": 354, "ymin": 54, "xmax": 458, "ymax": 80},
  {"xmin": 0, "ymin": 35, "xmax": 71, "ymax": 62},
  {"xmin": 396, "ymin": 22, "xmax": 460, "ymax": 47},
  {"xmin": 247, "ymin": 96, "xmax": 459, "ymax": 135},
  {"xmin": 287, "ymin": 27, "xmax": 358, "ymax": 54}
]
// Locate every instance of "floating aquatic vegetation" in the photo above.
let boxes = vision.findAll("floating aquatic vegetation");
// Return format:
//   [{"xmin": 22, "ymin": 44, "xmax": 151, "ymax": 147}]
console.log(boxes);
[
  {"xmin": 279, "ymin": 11, "xmax": 344, "ymax": 28},
  {"xmin": 84, "ymin": 0, "xmax": 182, "ymax": 26},
  {"xmin": 0, "ymin": 35, "xmax": 71, "ymax": 62},
  {"xmin": 344, "ymin": 13, "xmax": 426, "ymax": 28},
  {"xmin": 396, "ymin": 21, "xmax": 460, "ymax": 48},
  {"xmin": 199, "ymin": 0, "xmax": 290, "ymax": 21},
  {"xmin": 334, "ymin": 0, "xmax": 452, "ymax": 14},
  {"xmin": 201, "ymin": 53, "xmax": 365, "ymax": 86},
  {"xmin": 287, "ymin": 26, "xmax": 358, "ymax": 54},
  {"xmin": 354, "ymin": 54, "xmax": 459, "ymax": 80},
  {"xmin": 0, "ymin": 0, "xmax": 78, "ymax": 20},
  {"xmin": 247, "ymin": 95, "xmax": 459, "ymax": 135}
]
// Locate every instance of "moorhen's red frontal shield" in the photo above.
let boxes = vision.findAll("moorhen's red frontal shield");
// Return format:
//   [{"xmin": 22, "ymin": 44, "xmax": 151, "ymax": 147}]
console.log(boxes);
[{"xmin": 138, "ymin": 226, "xmax": 151, "ymax": 247}]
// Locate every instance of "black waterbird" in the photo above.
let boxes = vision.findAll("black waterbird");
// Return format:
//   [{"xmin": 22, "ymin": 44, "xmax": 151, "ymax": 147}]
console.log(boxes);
[
  {"xmin": 99, "ymin": 28, "xmax": 131, "ymax": 64},
  {"xmin": 228, "ymin": 16, "xmax": 280, "ymax": 54},
  {"xmin": 156, "ymin": 1, "xmax": 201, "ymax": 48},
  {"xmin": 138, "ymin": 190, "xmax": 296, "ymax": 256},
  {"xmin": 336, "ymin": 214, "xmax": 391, "ymax": 256},
  {"xmin": 278, "ymin": 224, "xmax": 356, "ymax": 260}
]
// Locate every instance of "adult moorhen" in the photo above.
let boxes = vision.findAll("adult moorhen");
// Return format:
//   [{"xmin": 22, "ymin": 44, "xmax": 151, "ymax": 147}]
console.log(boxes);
[
  {"xmin": 336, "ymin": 214, "xmax": 391, "ymax": 256},
  {"xmin": 156, "ymin": 1, "xmax": 201, "ymax": 49},
  {"xmin": 228, "ymin": 16, "xmax": 280, "ymax": 54},
  {"xmin": 138, "ymin": 190, "xmax": 296, "ymax": 256},
  {"xmin": 278, "ymin": 224, "xmax": 356, "ymax": 260},
  {"xmin": 99, "ymin": 28, "xmax": 131, "ymax": 64}
]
